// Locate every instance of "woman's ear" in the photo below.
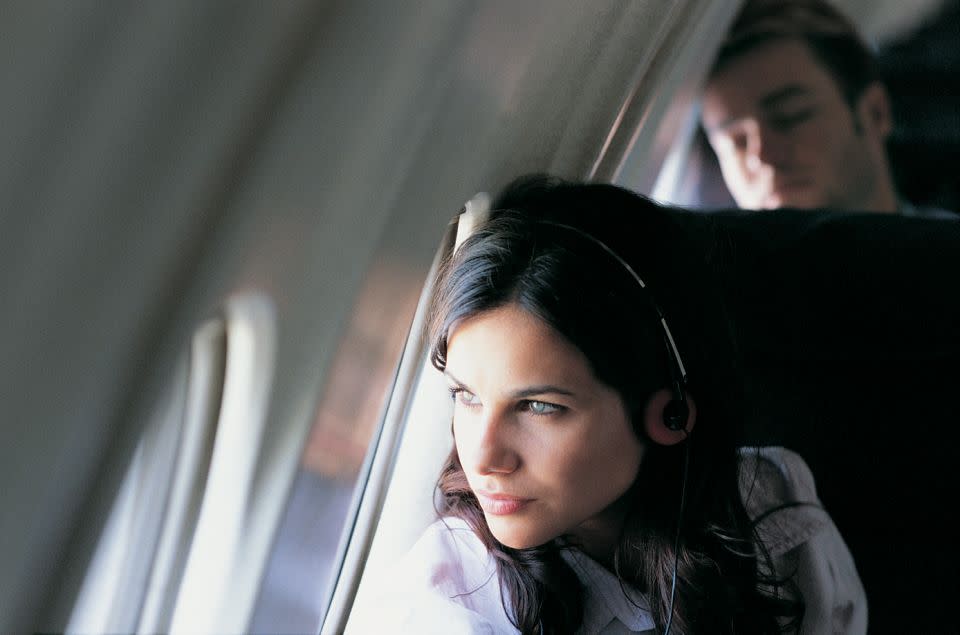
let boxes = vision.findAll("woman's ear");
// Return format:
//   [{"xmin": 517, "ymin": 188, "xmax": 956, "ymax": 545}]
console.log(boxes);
[{"xmin": 643, "ymin": 387, "xmax": 697, "ymax": 446}]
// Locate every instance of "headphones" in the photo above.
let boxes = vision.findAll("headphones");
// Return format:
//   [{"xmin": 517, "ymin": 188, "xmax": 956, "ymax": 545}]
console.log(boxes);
[
  {"xmin": 462, "ymin": 200, "xmax": 690, "ymax": 633},
  {"xmin": 538, "ymin": 221, "xmax": 690, "ymax": 432},
  {"xmin": 538, "ymin": 220, "xmax": 690, "ymax": 635}
]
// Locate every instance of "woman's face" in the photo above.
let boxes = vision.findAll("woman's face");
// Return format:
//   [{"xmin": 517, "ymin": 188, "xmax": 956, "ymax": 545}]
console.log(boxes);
[{"xmin": 444, "ymin": 302, "xmax": 644, "ymax": 550}]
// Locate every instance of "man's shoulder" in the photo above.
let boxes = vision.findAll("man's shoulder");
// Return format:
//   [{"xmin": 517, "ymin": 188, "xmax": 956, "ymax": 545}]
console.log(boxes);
[{"xmin": 900, "ymin": 200, "xmax": 957, "ymax": 219}]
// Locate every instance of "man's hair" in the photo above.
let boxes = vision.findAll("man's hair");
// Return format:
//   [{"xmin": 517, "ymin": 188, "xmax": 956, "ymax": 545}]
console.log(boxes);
[{"xmin": 711, "ymin": 0, "xmax": 881, "ymax": 106}]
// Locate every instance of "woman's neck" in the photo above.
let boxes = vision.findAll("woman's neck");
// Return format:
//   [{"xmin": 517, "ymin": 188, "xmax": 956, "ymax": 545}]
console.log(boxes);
[{"xmin": 570, "ymin": 495, "xmax": 632, "ymax": 570}]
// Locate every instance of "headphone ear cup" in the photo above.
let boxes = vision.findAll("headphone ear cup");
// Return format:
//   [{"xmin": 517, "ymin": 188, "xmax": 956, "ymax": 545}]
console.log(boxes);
[{"xmin": 662, "ymin": 397, "xmax": 689, "ymax": 432}]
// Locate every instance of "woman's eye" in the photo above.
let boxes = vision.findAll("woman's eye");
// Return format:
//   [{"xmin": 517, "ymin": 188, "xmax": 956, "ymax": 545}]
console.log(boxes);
[
  {"xmin": 449, "ymin": 387, "xmax": 480, "ymax": 407},
  {"xmin": 524, "ymin": 400, "xmax": 561, "ymax": 416}
]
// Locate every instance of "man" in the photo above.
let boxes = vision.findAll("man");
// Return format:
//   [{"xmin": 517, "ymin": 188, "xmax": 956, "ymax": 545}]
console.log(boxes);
[{"xmin": 700, "ymin": 0, "xmax": 952, "ymax": 217}]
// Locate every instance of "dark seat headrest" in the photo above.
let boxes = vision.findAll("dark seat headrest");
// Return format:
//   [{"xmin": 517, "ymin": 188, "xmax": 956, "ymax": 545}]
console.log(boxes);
[{"xmin": 678, "ymin": 208, "xmax": 960, "ymax": 633}]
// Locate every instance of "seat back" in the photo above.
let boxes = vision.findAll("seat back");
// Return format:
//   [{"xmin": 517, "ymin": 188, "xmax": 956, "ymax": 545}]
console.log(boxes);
[{"xmin": 695, "ymin": 210, "xmax": 960, "ymax": 634}]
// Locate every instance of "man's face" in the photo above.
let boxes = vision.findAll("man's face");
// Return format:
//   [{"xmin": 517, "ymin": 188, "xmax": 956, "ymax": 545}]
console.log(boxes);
[{"xmin": 701, "ymin": 38, "xmax": 890, "ymax": 211}]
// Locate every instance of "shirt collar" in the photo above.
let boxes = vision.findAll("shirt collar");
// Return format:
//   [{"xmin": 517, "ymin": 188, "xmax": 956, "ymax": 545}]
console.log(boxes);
[{"xmin": 561, "ymin": 549, "xmax": 655, "ymax": 633}]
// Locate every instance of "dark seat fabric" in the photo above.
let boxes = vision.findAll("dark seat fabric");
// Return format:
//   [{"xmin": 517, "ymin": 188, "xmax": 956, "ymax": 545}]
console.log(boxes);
[{"xmin": 682, "ymin": 209, "xmax": 960, "ymax": 633}]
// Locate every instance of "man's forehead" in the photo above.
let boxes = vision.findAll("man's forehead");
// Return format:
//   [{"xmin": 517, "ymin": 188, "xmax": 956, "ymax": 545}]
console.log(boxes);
[
  {"xmin": 702, "ymin": 39, "xmax": 829, "ymax": 129},
  {"xmin": 705, "ymin": 83, "xmax": 816, "ymax": 132},
  {"xmin": 710, "ymin": 36, "xmax": 828, "ymax": 83}
]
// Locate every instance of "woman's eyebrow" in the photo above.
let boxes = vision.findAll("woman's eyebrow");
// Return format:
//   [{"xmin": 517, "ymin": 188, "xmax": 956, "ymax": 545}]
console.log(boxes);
[
  {"xmin": 509, "ymin": 386, "xmax": 575, "ymax": 399},
  {"xmin": 444, "ymin": 371, "xmax": 575, "ymax": 399},
  {"xmin": 443, "ymin": 370, "xmax": 468, "ymax": 388}
]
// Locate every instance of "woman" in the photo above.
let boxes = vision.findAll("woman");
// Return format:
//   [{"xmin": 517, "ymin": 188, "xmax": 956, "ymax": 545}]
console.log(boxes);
[{"xmin": 352, "ymin": 177, "xmax": 865, "ymax": 634}]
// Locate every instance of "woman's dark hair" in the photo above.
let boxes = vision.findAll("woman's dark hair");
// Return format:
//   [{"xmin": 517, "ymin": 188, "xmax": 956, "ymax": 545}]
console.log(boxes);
[{"xmin": 428, "ymin": 176, "xmax": 801, "ymax": 634}]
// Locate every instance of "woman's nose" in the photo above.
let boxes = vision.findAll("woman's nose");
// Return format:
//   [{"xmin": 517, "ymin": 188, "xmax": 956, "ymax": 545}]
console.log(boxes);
[{"xmin": 471, "ymin": 411, "xmax": 520, "ymax": 475}]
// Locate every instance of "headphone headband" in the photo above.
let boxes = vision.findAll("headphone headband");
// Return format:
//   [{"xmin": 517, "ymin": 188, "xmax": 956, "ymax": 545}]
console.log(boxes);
[{"xmin": 537, "ymin": 220, "xmax": 689, "ymax": 430}]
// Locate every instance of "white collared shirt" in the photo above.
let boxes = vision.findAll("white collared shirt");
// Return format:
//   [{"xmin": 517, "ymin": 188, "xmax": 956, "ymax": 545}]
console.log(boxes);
[
  {"xmin": 561, "ymin": 548, "xmax": 655, "ymax": 633},
  {"xmin": 348, "ymin": 447, "xmax": 866, "ymax": 634}
]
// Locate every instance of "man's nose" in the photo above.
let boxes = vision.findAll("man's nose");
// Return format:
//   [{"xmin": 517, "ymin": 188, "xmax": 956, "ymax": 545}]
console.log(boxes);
[
  {"xmin": 746, "ymin": 122, "xmax": 791, "ymax": 172},
  {"xmin": 471, "ymin": 410, "xmax": 520, "ymax": 476}
]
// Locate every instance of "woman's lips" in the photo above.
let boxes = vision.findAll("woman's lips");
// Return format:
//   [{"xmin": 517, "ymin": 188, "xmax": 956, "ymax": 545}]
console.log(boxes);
[{"xmin": 475, "ymin": 491, "xmax": 533, "ymax": 515}]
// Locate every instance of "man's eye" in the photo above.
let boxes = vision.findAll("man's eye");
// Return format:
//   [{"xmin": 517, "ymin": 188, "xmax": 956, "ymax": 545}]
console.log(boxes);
[{"xmin": 770, "ymin": 109, "xmax": 813, "ymax": 130}]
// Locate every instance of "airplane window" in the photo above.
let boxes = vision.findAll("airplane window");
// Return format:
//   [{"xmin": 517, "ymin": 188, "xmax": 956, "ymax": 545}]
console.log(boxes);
[
  {"xmin": 329, "ymin": 203, "xmax": 483, "ymax": 635},
  {"xmin": 248, "ymin": 262, "xmax": 434, "ymax": 634},
  {"xmin": 67, "ymin": 292, "xmax": 276, "ymax": 635},
  {"xmin": 169, "ymin": 293, "xmax": 276, "ymax": 634},
  {"xmin": 339, "ymin": 333, "xmax": 457, "ymax": 635},
  {"xmin": 138, "ymin": 320, "xmax": 226, "ymax": 634},
  {"xmin": 653, "ymin": 123, "xmax": 736, "ymax": 209},
  {"xmin": 607, "ymin": 2, "xmax": 739, "ymax": 195},
  {"xmin": 67, "ymin": 317, "xmax": 226, "ymax": 634}
]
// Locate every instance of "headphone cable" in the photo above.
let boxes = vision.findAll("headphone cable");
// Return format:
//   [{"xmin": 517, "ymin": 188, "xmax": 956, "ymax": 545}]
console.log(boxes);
[{"xmin": 663, "ymin": 436, "xmax": 690, "ymax": 635}]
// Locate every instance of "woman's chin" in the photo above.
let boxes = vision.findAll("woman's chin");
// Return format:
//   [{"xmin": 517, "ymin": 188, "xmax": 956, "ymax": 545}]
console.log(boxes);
[{"xmin": 487, "ymin": 518, "xmax": 551, "ymax": 550}]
